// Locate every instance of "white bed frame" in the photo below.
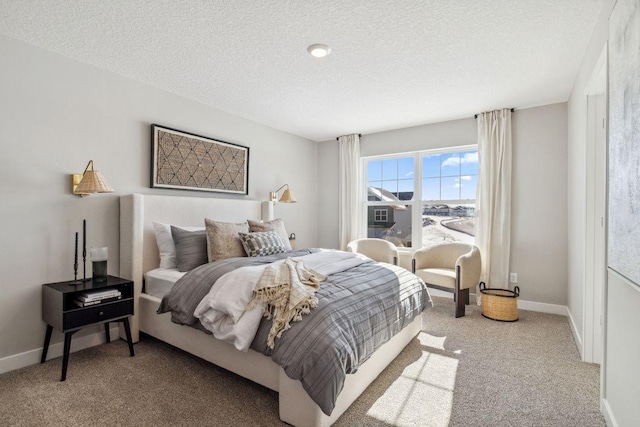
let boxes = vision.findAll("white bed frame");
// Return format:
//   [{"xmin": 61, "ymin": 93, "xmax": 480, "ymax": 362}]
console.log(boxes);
[{"xmin": 119, "ymin": 193, "xmax": 422, "ymax": 427}]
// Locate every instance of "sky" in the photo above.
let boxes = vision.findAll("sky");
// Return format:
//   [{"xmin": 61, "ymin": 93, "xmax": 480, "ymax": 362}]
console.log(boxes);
[{"xmin": 367, "ymin": 150, "xmax": 478, "ymax": 201}]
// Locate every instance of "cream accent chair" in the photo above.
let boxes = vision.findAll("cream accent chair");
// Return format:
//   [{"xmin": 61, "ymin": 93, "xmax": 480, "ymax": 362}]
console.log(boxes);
[
  {"xmin": 412, "ymin": 243, "xmax": 481, "ymax": 318},
  {"xmin": 346, "ymin": 238, "xmax": 399, "ymax": 265}
]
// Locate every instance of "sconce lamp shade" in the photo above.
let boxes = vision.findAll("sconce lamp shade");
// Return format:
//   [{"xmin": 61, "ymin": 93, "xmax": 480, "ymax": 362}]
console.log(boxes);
[
  {"xmin": 73, "ymin": 160, "xmax": 114, "ymax": 196},
  {"xmin": 279, "ymin": 187, "xmax": 296, "ymax": 203},
  {"xmin": 269, "ymin": 184, "xmax": 296, "ymax": 204}
]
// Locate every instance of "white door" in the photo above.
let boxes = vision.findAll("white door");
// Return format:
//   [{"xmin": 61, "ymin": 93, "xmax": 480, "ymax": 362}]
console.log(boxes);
[
  {"xmin": 584, "ymin": 49, "xmax": 606, "ymax": 364},
  {"xmin": 593, "ymin": 93, "xmax": 606, "ymax": 364}
]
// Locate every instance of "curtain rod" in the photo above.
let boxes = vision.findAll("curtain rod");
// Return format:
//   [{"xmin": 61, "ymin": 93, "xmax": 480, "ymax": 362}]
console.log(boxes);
[
  {"xmin": 336, "ymin": 133, "xmax": 362, "ymax": 141},
  {"xmin": 474, "ymin": 108, "xmax": 515, "ymax": 119}
]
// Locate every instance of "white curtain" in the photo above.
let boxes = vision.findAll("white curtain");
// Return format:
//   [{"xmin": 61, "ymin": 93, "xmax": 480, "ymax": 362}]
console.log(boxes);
[
  {"xmin": 475, "ymin": 109, "xmax": 512, "ymax": 299},
  {"xmin": 338, "ymin": 134, "xmax": 361, "ymax": 251}
]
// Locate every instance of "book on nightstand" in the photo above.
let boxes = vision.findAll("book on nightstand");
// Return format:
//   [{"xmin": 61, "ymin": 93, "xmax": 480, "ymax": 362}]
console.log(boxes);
[
  {"xmin": 78, "ymin": 289, "xmax": 121, "ymax": 302},
  {"xmin": 74, "ymin": 295, "xmax": 122, "ymax": 307}
]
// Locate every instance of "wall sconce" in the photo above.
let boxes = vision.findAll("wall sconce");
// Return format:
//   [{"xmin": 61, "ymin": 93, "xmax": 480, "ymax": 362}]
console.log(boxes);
[
  {"xmin": 269, "ymin": 184, "xmax": 297, "ymax": 204},
  {"xmin": 72, "ymin": 160, "xmax": 114, "ymax": 196},
  {"xmin": 262, "ymin": 184, "xmax": 296, "ymax": 220}
]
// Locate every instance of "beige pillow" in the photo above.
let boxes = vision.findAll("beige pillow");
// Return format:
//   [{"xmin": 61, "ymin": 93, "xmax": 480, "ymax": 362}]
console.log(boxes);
[
  {"xmin": 205, "ymin": 218, "xmax": 249, "ymax": 262},
  {"xmin": 248, "ymin": 218, "xmax": 292, "ymax": 251}
]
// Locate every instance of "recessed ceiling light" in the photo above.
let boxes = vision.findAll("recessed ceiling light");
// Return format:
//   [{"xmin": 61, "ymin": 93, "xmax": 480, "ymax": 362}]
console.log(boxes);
[{"xmin": 307, "ymin": 44, "xmax": 331, "ymax": 58}]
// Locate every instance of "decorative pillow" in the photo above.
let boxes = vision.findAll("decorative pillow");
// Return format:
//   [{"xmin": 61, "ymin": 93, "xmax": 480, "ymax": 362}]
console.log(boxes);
[
  {"xmin": 238, "ymin": 231, "xmax": 287, "ymax": 257},
  {"xmin": 171, "ymin": 226, "xmax": 208, "ymax": 272},
  {"xmin": 205, "ymin": 218, "xmax": 249, "ymax": 262},
  {"xmin": 153, "ymin": 221, "xmax": 205, "ymax": 269},
  {"xmin": 247, "ymin": 218, "xmax": 292, "ymax": 251}
]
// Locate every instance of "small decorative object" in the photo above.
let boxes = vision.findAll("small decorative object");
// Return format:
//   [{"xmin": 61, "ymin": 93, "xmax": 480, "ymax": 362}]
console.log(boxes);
[
  {"xmin": 82, "ymin": 219, "xmax": 89, "ymax": 282},
  {"xmin": 151, "ymin": 124, "xmax": 249, "ymax": 194},
  {"xmin": 70, "ymin": 220, "xmax": 90, "ymax": 285},
  {"xmin": 74, "ymin": 232, "xmax": 78, "ymax": 279},
  {"xmin": 90, "ymin": 247, "xmax": 108, "ymax": 282},
  {"xmin": 479, "ymin": 282, "xmax": 519, "ymax": 322},
  {"xmin": 69, "ymin": 232, "xmax": 81, "ymax": 285},
  {"xmin": 289, "ymin": 233, "xmax": 296, "ymax": 250}
]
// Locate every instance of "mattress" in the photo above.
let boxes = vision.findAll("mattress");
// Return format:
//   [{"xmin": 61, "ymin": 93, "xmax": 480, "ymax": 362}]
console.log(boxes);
[{"xmin": 144, "ymin": 268, "xmax": 185, "ymax": 298}]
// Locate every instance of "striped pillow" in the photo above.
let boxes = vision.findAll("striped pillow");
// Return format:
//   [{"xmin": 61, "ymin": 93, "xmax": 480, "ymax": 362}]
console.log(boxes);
[{"xmin": 238, "ymin": 231, "xmax": 287, "ymax": 257}]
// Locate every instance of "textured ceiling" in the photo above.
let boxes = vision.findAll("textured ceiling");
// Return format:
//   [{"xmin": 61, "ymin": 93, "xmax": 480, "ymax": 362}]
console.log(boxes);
[{"xmin": 0, "ymin": 0, "xmax": 603, "ymax": 141}]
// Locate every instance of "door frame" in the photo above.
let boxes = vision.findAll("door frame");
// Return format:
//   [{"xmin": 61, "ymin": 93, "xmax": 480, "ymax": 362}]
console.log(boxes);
[{"xmin": 583, "ymin": 45, "xmax": 607, "ymax": 364}]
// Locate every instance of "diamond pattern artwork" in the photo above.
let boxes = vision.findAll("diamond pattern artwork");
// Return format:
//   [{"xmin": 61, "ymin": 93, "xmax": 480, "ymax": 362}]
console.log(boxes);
[{"xmin": 151, "ymin": 125, "xmax": 248, "ymax": 194}]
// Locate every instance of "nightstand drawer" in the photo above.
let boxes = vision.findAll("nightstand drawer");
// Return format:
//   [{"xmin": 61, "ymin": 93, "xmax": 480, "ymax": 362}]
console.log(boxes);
[{"xmin": 64, "ymin": 300, "xmax": 132, "ymax": 330}]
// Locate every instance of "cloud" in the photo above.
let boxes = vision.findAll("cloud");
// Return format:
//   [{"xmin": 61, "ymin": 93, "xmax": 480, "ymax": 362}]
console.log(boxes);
[
  {"xmin": 462, "ymin": 152, "xmax": 478, "ymax": 164},
  {"xmin": 441, "ymin": 157, "xmax": 461, "ymax": 168},
  {"xmin": 404, "ymin": 171, "xmax": 414, "ymax": 177},
  {"xmin": 442, "ymin": 152, "xmax": 478, "ymax": 168},
  {"xmin": 454, "ymin": 176, "xmax": 472, "ymax": 183}
]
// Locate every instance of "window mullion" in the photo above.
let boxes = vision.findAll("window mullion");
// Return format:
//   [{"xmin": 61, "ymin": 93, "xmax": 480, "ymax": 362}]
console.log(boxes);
[{"xmin": 414, "ymin": 154, "xmax": 422, "ymax": 249}]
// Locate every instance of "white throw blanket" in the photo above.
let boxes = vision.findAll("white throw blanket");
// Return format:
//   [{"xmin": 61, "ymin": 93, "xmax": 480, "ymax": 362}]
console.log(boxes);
[{"xmin": 194, "ymin": 250, "xmax": 370, "ymax": 351}]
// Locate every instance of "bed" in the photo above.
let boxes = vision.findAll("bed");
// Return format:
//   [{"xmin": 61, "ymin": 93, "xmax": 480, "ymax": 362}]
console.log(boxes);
[{"xmin": 119, "ymin": 193, "xmax": 430, "ymax": 426}]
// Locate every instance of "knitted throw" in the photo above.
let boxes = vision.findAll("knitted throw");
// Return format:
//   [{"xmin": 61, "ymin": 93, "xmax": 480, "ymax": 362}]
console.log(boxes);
[{"xmin": 247, "ymin": 258, "xmax": 327, "ymax": 349}]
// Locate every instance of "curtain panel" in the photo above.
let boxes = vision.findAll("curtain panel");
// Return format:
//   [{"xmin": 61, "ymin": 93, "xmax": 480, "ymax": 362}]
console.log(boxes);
[
  {"xmin": 475, "ymin": 109, "xmax": 512, "ymax": 300},
  {"xmin": 338, "ymin": 134, "xmax": 361, "ymax": 251}
]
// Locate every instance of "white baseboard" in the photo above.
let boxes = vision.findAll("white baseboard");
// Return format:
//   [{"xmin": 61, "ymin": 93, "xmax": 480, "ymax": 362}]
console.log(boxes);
[
  {"xmin": 429, "ymin": 289, "xmax": 568, "ymax": 316},
  {"xmin": 0, "ymin": 326, "xmax": 120, "ymax": 375},
  {"xmin": 601, "ymin": 398, "xmax": 618, "ymax": 427},
  {"xmin": 566, "ymin": 307, "xmax": 583, "ymax": 359},
  {"xmin": 516, "ymin": 299, "xmax": 568, "ymax": 316}
]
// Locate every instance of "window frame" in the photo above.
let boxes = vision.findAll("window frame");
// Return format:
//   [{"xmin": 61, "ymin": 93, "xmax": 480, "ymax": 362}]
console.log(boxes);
[
  {"xmin": 362, "ymin": 145, "xmax": 477, "ymax": 250},
  {"xmin": 373, "ymin": 208, "xmax": 388, "ymax": 222}
]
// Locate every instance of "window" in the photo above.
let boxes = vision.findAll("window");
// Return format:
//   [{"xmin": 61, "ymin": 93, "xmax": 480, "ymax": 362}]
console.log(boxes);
[
  {"xmin": 373, "ymin": 208, "xmax": 388, "ymax": 222},
  {"xmin": 364, "ymin": 147, "xmax": 477, "ymax": 248}
]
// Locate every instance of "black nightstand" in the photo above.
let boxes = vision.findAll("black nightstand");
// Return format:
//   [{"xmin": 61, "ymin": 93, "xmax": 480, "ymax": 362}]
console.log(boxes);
[{"xmin": 41, "ymin": 275, "xmax": 135, "ymax": 381}]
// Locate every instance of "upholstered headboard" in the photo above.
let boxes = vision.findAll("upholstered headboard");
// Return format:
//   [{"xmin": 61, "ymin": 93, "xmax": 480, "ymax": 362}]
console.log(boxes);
[{"xmin": 119, "ymin": 193, "xmax": 264, "ymax": 341}]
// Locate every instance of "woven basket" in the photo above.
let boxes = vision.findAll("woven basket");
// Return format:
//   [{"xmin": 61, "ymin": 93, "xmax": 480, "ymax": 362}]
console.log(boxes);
[{"xmin": 480, "ymin": 282, "xmax": 520, "ymax": 322}]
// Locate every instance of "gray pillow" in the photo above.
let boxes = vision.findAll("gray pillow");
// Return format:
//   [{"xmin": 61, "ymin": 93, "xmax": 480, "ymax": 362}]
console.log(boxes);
[
  {"xmin": 238, "ymin": 231, "xmax": 287, "ymax": 257},
  {"xmin": 171, "ymin": 226, "xmax": 208, "ymax": 272}
]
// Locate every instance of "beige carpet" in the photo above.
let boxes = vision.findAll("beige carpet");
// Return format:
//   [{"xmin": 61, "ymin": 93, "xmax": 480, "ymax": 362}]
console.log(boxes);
[{"xmin": 0, "ymin": 297, "xmax": 604, "ymax": 426}]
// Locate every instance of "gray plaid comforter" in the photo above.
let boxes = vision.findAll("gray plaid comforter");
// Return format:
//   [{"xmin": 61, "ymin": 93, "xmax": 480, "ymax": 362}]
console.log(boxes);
[{"xmin": 158, "ymin": 249, "xmax": 432, "ymax": 415}]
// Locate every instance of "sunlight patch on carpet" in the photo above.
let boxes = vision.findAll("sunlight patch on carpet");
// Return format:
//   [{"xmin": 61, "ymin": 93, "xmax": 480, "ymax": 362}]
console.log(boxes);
[
  {"xmin": 366, "ymin": 350, "xmax": 458, "ymax": 426},
  {"xmin": 417, "ymin": 332, "xmax": 446, "ymax": 350}
]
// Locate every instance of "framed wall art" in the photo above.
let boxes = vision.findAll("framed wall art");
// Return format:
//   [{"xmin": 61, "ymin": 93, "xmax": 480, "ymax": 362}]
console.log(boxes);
[
  {"xmin": 151, "ymin": 124, "xmax": 249, "ymax": 195},
  {"xmin": 608, "ymin": 0, "xmax": 640, "ymax": 286}
]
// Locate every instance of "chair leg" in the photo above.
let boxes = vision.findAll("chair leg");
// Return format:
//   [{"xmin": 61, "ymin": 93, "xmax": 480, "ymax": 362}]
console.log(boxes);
[
  {"xmin": 455, "ymin": 290, "xmax": 465, "ymax": 318},
  {"xmin": 455, "ymin": 266, "xmax": 465, "ymax": 318}
]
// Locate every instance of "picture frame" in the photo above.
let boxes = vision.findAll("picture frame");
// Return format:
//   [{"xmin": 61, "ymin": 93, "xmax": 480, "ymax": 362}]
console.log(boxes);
[
  {"xmin": 608, "ymin": 0, "xmax": 640, "ymax": 286},
  {"xmin": 151, "ymin": 124, "xmax": 249, "ymax": 195}
]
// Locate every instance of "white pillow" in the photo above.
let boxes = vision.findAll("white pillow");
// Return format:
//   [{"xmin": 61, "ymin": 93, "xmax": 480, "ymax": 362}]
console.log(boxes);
[{"xmin": 152, "ymin": 221, "xmax": 205, "ymax": 269}]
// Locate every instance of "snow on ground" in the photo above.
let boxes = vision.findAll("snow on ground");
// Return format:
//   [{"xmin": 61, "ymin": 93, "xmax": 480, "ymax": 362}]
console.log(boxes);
[{"xmin": 422, "ymin": 216, "xmax": 474, "ymax": 246}]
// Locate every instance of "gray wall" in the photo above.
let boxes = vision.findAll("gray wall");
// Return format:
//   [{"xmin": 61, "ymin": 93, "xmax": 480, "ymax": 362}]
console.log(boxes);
[
  {"xmin": 0, "ymin": 35, "xmax": 318, "ymax": 360},
  {"xmin": 317, "ymin": 103, "xmax": 568, "ymax": 305}
]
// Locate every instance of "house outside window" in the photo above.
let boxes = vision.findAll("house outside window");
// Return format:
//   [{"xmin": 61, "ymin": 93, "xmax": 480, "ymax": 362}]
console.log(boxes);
[
  {"xmin": 364, "ymin": 146, "xmax": 477, "ymax": 248},
  {"xmin": 373, "ymin": 208, "xmax": 388, "ymax": 222}
]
